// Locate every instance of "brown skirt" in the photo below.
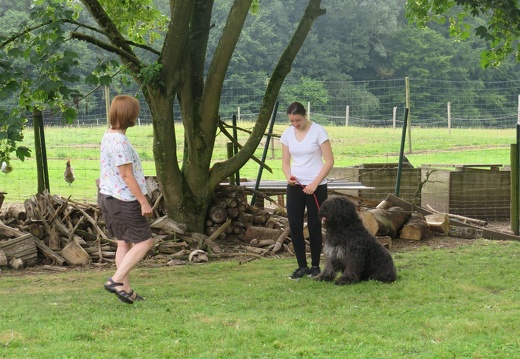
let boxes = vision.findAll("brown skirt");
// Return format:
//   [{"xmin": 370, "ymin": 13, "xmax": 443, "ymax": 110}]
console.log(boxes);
[{"xmin": 98, "ymin": 193, "xmax": 153, "ymax": 243}]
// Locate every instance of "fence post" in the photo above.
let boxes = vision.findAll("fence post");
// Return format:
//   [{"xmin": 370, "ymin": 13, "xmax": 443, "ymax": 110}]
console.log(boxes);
[
  {"xmin": 307, "ymin": 101, "xmax": 311, "ymax": 121},
  {"xmin": 392, "ymin": 106, "xmax": 397, "ymax": 129},
  {"xmin": 514, "ymin": 97, "xmax": 520, "ymax": 234},
  {"xmin": 405, "ymin": 77, "xmax": 412, "ymax": 153},
  {"xmin": 104, "ymin": 86, "xmax": 110, "ymax": 125},
  {"xmin": 512, "ymin": 143, "xmax": 519, "ymax": 234},
  {"xmin": 447, "ymin": 102, "xmax": 451, "ymax": 134},
  {"xmin": 345, "ymin": 105, "xmax": 349, "ymax": 127}
]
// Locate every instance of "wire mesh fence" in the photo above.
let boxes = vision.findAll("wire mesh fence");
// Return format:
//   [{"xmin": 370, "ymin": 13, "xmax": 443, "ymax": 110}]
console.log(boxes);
[{"xmin": 1, "ymin": 77, "xmax": 517, "ymax": 220}]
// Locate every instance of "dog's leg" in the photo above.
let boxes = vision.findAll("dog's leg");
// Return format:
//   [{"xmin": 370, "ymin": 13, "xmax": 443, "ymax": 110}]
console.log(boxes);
[
  {"xmin": 335, "ymin": 259, "xmax": 362, "ymax": 286},
  {"xmin": 314, "ymin": 258, "xmax": 337, "ymax": 281}
]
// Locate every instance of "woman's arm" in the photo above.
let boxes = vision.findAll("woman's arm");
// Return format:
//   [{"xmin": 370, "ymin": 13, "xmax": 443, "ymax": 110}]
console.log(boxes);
[
  {"xmin": 118, "ymin": 163, "xmax": 152, "ymax": 216},
  {"xmin": 304, "ymin": 139, "xmax": 334, "ymax": 194},
  {"xmin": 282, "ymin": 144, "xmax": 298, "ymax": 186}
]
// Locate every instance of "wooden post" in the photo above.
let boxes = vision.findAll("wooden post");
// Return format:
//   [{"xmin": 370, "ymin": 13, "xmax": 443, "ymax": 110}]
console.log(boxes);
[
  {"xmin": 307, "ymin": 101, "xmax": 311, "ymax": 121},
  {"xmin": 513, "ymin": 144, "xmax": 520, "ymax": 234},
  {"xmin": 447, "ymin": 102, "xmax": 451, "ymax": 134},
  {"xmin": 232, "ymin": 114, "xmax": 240, "ymax": 183},
  {"xmin": 405, "ymin": 77, "xmax": 412, "ymax": 153},
  {"xmin": 227, "ymin": 143, "xmax": 235, "ymax": 185},
  {"xmin": 396, "ymin": 108, "xmax": 409, "ymax": 197},
  {"xmin": 346, "ymin": 105, "xmax": 349, "ymax": 127},
  {"xmin": 392, "ymin": 106, "xmax": 397, "ymax": 129}
]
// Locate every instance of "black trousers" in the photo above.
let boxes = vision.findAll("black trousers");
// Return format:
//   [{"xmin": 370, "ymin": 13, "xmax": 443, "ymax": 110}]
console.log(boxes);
[{"xmin": 286, "ymin": 183, "xmax": 328, "ymax": 268}]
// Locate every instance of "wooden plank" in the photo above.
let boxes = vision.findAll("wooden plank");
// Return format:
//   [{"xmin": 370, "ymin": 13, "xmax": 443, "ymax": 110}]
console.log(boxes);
[
  {"xmin": 0, "ymin": 233, "xmax": 39, "ymax": 266},
  {"xmin": 383, "ymin": 193, "xmax": 520, "ymax": 242},
  {"xmin": 421, "ymin": 164, "xmax": 503, "ymax": 169},
  {"xmin": 32, "ymin": 236, "xmax": 66, "ymax": 265}
]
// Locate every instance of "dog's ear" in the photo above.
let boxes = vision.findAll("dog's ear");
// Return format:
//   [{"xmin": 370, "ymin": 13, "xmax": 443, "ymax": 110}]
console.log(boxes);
[{"xmin": 339, "ymin": 197, "xmax": 358, "ymax": 221}]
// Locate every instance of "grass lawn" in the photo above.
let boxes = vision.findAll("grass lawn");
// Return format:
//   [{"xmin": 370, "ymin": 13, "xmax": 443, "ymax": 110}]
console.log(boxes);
[
  {"xmin": 0, "ymin": 124, "xmax": 514, "ymax": 203},
  {"xmin": 1, "ymin": 239, "xmax": 520, "ymax": 358},
  {"xmin": 0, "ymin": 123, "xmax": 517, "ymax": 358}
]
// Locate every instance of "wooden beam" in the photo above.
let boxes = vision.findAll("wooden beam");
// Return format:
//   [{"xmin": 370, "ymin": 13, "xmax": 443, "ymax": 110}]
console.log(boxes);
[{"xmin": 383, "ymin": 193, "xmax": 520, "ymax": 242}]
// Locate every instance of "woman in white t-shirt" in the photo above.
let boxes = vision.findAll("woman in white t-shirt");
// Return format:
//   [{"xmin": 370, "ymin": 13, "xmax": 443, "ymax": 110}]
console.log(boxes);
[
  {"xmin": 99, "ymin": 95, "xmax": 154, "ymax": 304},
  {"xmin": 281, "ymin": 102, "xmax": 334, "ymax": 279}
]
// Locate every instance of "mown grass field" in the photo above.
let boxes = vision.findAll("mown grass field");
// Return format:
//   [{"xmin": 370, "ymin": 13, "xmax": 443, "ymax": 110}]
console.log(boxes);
[
  {"xmin": 1, "ymin": 240, "xmax": 520, "ymax": 358},
  {"xmin": 0, "ymin": 123, "xmax": 514, "ymax": 204},
  {"xmin": 0, "ymin": 124, "xmax": 518, "ymax": 358}
]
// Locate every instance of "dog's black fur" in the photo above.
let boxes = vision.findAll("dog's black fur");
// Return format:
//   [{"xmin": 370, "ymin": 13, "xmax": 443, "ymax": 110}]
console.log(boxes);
[{"xmin": 315, "ymin": 196, "xmax": 397, "ymax": 285}]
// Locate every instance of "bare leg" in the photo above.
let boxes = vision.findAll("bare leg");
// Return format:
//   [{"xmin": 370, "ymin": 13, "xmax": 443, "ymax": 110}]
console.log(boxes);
[
  {"xmin": 108, "ymin": 238, "xmax": 154, "ymax": 292},
  {"xmin": 114, "ymin": 240, "xmax": 132, "ymax": 289}
]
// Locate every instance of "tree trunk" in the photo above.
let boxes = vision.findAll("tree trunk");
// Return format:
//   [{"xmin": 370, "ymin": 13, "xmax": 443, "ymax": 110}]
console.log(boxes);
[
  {"xmin": 243, "ymin": 226, "xmax": 283, "ymax": 242},
  {"xmin": 400, "ymin": 212, "xmax": 430, "ymax": 241},
  {"xmin": 449, "ymin": 226, "xmax": 483, "ymax": 239},
  {"xmin": 425, "ymin": 213, "xmax": 450, "ymax": 235},
  {"xmin": 144, "ymin": 1, "xmax": 325, "ymax": 233}
]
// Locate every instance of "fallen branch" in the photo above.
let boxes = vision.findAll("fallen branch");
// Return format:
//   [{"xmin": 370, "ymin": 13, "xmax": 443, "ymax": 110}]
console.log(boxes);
[
  {"xmin": 272, "ymin": 227, "xmax": 290, "ymax": 253},
  {"xmin": 426, "ymin": 204, "xmax": 488, "ymax": 227}
]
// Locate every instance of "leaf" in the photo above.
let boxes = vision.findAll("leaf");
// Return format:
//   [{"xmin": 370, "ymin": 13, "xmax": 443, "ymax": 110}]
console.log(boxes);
[
  {"xmin": 15, "ymin": 146, "xmax": 31, "ymax": 161},
  {"xmin": 7, "ymin": 47, "xmax": 23, "ymax": 58},
  {"xmin": 85, "ymin": 74, "xmax": 99, "ymax": 85},
  {"xmin": 99, "ymin": 75, "xmax": 112, "ymax": 86},
  {"xmin": 43, "ymin": 80, "xmax": 60, "ymax": 93},
  {"xmin": 62, "ymin": 107, "xmax": 77, "ymax": 124}
]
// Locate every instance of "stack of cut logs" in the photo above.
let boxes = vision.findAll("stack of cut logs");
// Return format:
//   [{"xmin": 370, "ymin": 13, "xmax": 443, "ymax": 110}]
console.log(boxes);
[
  {"xmin": 0, "ymin": 178, "xmax": 478, "ymax": 270},
  {"xmin": 358, "ymin": 193, "xmax": 473, "ymax": 247},
  {"xmin": 0, "ymin": 180, "xmax": 293, "ymax": 269}
]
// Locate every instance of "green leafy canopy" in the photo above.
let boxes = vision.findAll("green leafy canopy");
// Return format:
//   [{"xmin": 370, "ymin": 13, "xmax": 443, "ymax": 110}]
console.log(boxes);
[{"xmin": 405, "ymin": 0, "xmax": 520, "ymax": 68}]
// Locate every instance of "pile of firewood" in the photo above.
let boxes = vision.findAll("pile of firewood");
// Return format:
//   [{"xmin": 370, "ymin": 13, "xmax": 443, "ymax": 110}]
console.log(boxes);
[
  {"xmin": 1, "ymin": 178, "xmax": 495, "ymax": 270},
  {"xmin": 0, "ymin": 182, "xmax": 294, "ymax": 269},
  {"xmin": 358, "ymin": 193, "xmax": 489, "ymax": 247}
]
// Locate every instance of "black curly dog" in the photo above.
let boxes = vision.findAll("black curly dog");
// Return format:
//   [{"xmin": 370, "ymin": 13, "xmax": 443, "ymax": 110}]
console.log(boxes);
[{"xmin": 315, "ymin": 196, "xmax": 397, "ymax": 285}]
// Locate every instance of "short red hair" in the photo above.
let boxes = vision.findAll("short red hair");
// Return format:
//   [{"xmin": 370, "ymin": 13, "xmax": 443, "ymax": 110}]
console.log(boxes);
[{"xmin": 109, "ymin": 95, "xmax": 140, "ymax": 129}]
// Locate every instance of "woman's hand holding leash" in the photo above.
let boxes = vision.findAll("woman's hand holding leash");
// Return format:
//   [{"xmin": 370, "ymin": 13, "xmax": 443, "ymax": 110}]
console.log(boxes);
[{"xmin": 289, "ymin": 175, "xmax": 320, "ymax": 209}]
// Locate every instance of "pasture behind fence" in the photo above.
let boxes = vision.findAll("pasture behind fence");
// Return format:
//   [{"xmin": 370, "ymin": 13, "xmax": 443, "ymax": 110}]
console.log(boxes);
[
  {"xmin": 14, "ymin": 77, "xmax": 520, "ymax": 129},
  {"xmin": 0, "ymin": 78, "xmax": 517, "ymax": 221}
]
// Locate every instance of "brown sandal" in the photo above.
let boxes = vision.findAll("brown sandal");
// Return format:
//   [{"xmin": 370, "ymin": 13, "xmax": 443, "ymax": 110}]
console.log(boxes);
[
  {"xmin": 113, "ymin": 289, "xmax": 135, "ymax": 304},
  {"xmin": 104, "ymin": 277, "xmax": 134, "ymax": 304},
  {"xmin": 118, "ymin": 291, "xmax": 145, "ymax": 303},
  {"xmin": 104, "ymin": 277, "xmax": 123, "ymax": 294}
]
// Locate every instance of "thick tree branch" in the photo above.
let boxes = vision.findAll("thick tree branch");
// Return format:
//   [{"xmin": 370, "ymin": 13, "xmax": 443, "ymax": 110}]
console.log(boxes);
[
  {"xmin": 70, "ymin": 32, "xmax": 140, "ymax": 69},
  {"xmin": 201, "ymin": 0, "xmax": 253, "ymax": 120},
  {"xmin": 191, "ymin": 0, "xmax": 215, "ymax": 95},
  {"xmin": 159, "ymin": 0, "xmax": 195, "ymax": 95},
  {"xmin": 210, "ymin": 0, "xmax": 325, "ymax": 186},
  {"xmin": 178, "ymin": 1, "xmax": 218, "ymax": 195},
  {"xmin": 79, "ymin": 0, "xmax": 140, "ymax": 69}
]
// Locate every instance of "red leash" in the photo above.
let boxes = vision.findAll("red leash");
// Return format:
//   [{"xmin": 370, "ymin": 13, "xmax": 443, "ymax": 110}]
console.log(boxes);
[{"xmin": 291, "ymin": 176, "xmax": 320, "ymax": 209}]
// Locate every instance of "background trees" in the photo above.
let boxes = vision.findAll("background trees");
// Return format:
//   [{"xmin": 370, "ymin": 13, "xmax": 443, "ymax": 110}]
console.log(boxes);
[
  {"xmin": 1, "ymin": 0, "xmax": 520, "ymax": 231},
  {"xmin": 1, "ymin": 0, "xmax": 327, "ymax": 231}
]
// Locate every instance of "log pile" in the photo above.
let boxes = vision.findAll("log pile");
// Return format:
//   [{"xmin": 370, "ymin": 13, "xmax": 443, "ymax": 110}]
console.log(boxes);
[
  {"xmin": 358, "ymin": 193, "xmax": 498, "ymax": 243},
  {"xmin": 0, "ymin": 184, "xmax": 292, "ymax": 270},
  {"xmin": 358, "ymin": 194, "xmax": 443, "ymax": 243},
  {"xmin": 0, "ymin": 183, "xmax": 496, "ymax": 270}
]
